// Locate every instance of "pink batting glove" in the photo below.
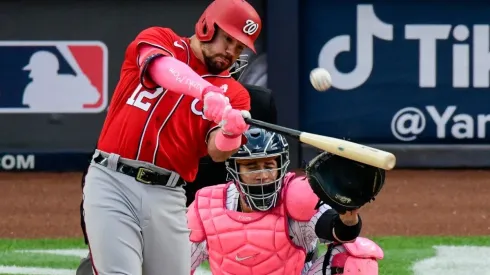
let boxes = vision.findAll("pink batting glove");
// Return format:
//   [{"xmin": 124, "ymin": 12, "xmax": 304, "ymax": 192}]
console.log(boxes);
[
  {"xmin": 202, "ymin": 86, "xmax": 230, "ymax": 124},
  {"xmin": 220, "ymin": 106, "xmax": 251, "ymax": 137},
  {"xmin": 214, "ymin": 108, "xmax": 251, "ymax": 151}
]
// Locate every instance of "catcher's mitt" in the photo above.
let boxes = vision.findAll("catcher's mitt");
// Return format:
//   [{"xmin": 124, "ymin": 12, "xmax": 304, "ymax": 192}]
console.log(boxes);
[{"xmin": 305, "ymin": 151, "xmax": 386, "ymax": 214}]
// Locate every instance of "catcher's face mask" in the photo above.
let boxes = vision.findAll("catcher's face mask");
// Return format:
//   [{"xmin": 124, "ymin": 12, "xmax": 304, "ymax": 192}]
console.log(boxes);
[{"xmin": 226, "ymin": 127, "xmax": 290, "ymax": 212}]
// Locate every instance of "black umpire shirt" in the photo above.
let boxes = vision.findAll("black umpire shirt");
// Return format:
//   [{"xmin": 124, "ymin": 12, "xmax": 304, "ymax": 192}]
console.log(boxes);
[{"xmin": 80, "ymin": 84, "xmax": 277, "ymax": 244}]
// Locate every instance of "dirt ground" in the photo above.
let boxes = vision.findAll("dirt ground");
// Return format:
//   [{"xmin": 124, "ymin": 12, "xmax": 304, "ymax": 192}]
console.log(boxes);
[{"xmin": 0, "ymin": 170, "xmax": 489, "ymax": 238}]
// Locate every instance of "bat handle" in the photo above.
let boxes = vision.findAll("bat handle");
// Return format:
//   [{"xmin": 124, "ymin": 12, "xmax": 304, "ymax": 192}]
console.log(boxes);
[
  {"xmin": 243, "ymin": 117, "xmax": 302, "ymax": 140},
  {"xmin": 244, "ymin": 117, "xmax": 269, "ymax": 129},
  {"xmin": 244, "ymin": 117, "xmax": 261, "ymax": 127}
]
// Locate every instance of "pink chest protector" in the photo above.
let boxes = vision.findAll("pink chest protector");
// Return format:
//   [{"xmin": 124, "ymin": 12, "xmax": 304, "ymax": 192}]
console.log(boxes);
[{"xmin": 188, "ymin": 174, "xmax": 318, "ymax": 275}]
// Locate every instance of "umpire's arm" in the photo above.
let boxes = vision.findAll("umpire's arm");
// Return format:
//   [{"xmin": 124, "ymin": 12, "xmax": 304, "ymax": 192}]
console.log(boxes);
[{"xmin": 243, "ymin": 84, "xmax": 277, "ymax": 124}]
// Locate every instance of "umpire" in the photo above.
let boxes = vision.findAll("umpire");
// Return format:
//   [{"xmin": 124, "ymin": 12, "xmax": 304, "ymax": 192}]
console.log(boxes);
[{"xmin": 76, "ymin": 83, "xmax": 277, "ymax": 275}]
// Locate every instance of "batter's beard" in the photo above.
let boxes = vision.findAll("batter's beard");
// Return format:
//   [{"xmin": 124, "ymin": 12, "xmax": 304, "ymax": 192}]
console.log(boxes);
[{"xmin": 203, "ymin": 53, "xmax": 232, "ymax": 75}]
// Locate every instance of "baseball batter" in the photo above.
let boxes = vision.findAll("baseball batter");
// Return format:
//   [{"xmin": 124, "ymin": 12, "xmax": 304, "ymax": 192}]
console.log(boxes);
[
  {"xmin": 82, "ymin": 1, "xmax": 262, "ymax": 274},
  {"xmin": 188, "ymin": 127, "xmax": 384, "ymax": 275}
]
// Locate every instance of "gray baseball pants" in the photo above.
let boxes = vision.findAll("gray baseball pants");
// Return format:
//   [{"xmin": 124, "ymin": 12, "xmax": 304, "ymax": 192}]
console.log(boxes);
[{"xmin": 82, "ymin": 150, "xmax": 190, "ymax": 275}]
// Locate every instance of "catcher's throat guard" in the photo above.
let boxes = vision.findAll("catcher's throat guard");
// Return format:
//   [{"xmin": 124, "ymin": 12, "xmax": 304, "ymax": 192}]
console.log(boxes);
[{"xmin": 305, "ymin": 152, "xmax": 386, "ymax": 214}]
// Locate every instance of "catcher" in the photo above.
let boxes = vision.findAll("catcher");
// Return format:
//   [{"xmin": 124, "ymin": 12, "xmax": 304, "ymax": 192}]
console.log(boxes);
[{"xmin": 188, "ymin": 127, "xmax": 385, "ymax": 275}]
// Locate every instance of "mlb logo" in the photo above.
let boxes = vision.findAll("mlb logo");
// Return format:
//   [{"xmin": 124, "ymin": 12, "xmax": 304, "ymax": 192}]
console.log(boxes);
[{"xmin": 0, "ymin": 41, "xmax": 108, "ymax": 113}]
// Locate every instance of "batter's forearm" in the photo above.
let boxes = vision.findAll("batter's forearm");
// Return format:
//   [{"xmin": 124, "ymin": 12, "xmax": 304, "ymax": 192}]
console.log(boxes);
[
  {"xmin": 207, "ymin": 129, "xmax": 240, "ymax": 162},
  {"xmin": 149, "ymin": 56, "xmax": 212, "ymax": 98},
  {"xmin": 140, "ymin": 46, "xmax": 212, "ymax": 99}
]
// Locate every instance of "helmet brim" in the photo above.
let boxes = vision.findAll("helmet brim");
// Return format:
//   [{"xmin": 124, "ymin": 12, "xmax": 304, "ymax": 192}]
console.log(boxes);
[{"xmin": 218, "ymin": 23, "xmax": 257, "ymax": 53}]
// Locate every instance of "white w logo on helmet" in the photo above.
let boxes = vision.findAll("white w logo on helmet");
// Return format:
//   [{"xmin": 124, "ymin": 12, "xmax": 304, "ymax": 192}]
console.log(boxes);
[{"xmin": 243, "ymin": 19, "xmax": 259, "ymax": 35}]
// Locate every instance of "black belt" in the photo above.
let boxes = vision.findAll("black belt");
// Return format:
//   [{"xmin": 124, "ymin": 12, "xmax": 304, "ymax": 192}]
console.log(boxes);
[{"xmin": 93, "ymin": 155, "xmax": 185, "ymax": 187}]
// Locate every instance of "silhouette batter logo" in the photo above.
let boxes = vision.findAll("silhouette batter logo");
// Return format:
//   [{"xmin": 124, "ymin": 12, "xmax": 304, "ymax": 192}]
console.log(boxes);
[{"xmin": 0, "ymin": 41, "xmax": 108, "ymax": 113}]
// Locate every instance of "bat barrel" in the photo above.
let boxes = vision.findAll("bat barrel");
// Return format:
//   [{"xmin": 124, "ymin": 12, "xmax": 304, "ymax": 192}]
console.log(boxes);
[
  {"xmin": 244, "ymin": 118, "xmax": 397, "ymax": 170},
  {"xmin": 300, "ymin": 133, "xmax": 397, "ymax": 170}
]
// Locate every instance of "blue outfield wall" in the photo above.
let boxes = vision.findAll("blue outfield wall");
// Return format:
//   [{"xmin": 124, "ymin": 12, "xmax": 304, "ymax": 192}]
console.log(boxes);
[
  {"xmin": 0, "ymin": 152, "xmax": 91, "ymax": 172},
  {"xmin": 2, "ymin": 0, "xmax": 490, "ymax": 172},
  {"xmin": 269, "ymin": 0, "xmax": 490, "ymax": 168}
]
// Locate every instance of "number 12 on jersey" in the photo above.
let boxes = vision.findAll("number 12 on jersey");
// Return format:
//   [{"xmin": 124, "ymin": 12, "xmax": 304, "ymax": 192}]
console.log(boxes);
[{"xmin": 126, "ymin": 84, "xmax": 165, "ymax": 111}]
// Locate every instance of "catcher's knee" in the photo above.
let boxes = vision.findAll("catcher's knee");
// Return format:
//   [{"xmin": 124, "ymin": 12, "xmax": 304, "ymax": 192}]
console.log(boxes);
[
  {"xmin": 76, "ymin": 254, "xmax": 94, "ymax": 275},
  {"xmin": 325, "ymin": 237, "xmax": 384, "ymax": 275}
]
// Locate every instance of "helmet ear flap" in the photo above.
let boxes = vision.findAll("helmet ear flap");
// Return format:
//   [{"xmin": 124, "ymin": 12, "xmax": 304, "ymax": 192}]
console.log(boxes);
[{"xmin": 196, "ymin": 16, "xmax": 216, "ymax": 42}]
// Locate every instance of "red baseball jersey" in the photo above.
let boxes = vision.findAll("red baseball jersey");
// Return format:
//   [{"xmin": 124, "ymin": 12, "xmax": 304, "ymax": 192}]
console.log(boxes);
[{"xmin": 97, "ymin": 27, "xmax": 251, "ymax": 182}]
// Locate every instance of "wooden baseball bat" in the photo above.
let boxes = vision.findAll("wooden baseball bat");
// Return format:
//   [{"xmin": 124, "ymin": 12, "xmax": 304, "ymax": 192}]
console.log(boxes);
[{"xmin": 244, "ymin": 118, "xmax": 396, "ymax": 170}]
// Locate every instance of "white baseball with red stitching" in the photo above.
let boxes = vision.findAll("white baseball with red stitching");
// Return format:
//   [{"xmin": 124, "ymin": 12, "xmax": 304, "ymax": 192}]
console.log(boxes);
[{"xmin": 310, "ymin": 67, "xmax": 332, "ymax": 92}]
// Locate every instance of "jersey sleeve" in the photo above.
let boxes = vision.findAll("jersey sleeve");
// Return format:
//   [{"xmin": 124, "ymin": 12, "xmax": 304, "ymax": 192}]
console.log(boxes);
[
  {"xmin": 134, "ymin": 27, "xmax": 177, "ymax": 89},
  {"xmin": 289, "ymin": 204, "xmax": 332, "ymax": 251},
  {"xmin": 309, "ymin": 204, "xmax": 332, "ymax": 244},
  {"xmin": 191, "ymin": 240, "xmax": 209, "ymax": 273},
  {"xmin": 229, "ymin": 87, "xmax": 251, "ymax": 111}
]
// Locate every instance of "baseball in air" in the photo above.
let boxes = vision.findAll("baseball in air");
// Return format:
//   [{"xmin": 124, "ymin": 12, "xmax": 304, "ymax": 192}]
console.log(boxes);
[{"xmin": 309, "ymin": 68, "xmax": 332, "ymax": 92}]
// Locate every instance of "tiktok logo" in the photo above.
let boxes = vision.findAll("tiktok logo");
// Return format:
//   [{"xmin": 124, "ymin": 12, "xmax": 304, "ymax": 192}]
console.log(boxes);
[
  {"xmin": 318, "ymin": 5, "xmax": 393, "ymax": 90},
  {"xmin": 318, "ymin": 4, "xmax": 490, "ymax": 90}
]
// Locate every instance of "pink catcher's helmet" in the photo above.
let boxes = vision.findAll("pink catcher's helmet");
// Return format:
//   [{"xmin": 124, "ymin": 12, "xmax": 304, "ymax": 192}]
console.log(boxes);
[{"xmin": 195, "ymin": 0, "xmax": 262, "ymax": 53}]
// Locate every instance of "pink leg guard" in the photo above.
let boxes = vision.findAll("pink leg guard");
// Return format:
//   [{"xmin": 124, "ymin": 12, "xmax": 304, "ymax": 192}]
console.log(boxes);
[{"xmin": 331, "ymin": 237, "xmax": 384, "ymax": 275}]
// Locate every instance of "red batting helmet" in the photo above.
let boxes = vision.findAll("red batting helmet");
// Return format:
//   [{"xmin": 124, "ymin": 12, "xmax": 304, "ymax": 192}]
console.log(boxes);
[{"xmin": 195, "ymin": 0, "xmax": 262, "ymax": 53}]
